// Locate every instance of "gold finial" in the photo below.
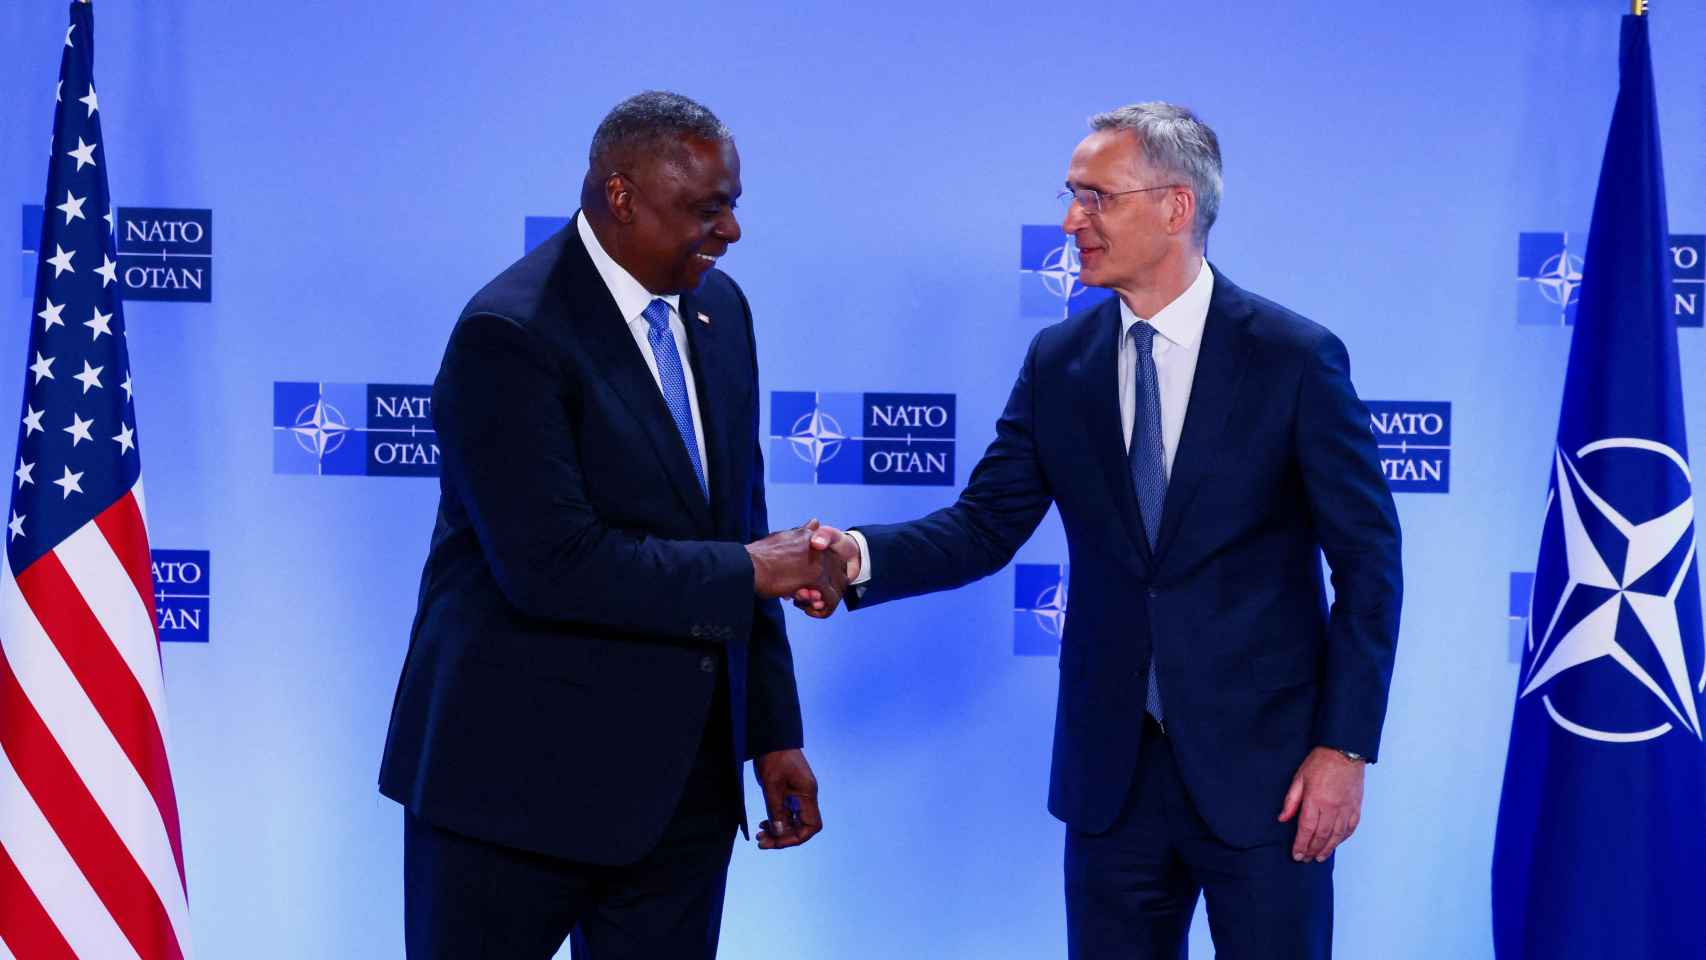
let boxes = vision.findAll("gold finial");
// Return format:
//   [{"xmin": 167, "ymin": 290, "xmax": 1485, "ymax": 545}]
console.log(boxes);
[{"xmin": 1634, "ymin": 0, "xmax": 1649, "ymax": 15}]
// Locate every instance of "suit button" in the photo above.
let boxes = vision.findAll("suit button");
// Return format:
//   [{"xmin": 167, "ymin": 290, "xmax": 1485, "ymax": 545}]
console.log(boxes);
[
  {"xmin": 691, "ymin": 625, "xmax": 704, "ymax": 639},
  {"xmin": 700, "ymin": 655, "xmax": 715, "ymax": 673},
  {"xmin": 1147, "ymin": 588, "xmax": 1160, "ymax": 599}
]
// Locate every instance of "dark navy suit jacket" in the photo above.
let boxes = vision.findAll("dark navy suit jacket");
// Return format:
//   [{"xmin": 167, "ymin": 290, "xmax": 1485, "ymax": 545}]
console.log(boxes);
[
  {"xmin": 379, "ymin": 221, "xmax": 802, "ymax": 866},
  {"xmin": 847, "ymin": 270, "xmax": 1401, "ymax": 846}
]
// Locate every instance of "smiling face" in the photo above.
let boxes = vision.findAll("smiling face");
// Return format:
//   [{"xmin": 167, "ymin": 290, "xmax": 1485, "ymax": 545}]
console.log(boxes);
[
  {"xmin": 609, "ymin": 136, "xmax": 743, "ymax": 295},
  {"xmin": 1061, "ymin": 129, "xmax": 1193, "ymax": 296}
]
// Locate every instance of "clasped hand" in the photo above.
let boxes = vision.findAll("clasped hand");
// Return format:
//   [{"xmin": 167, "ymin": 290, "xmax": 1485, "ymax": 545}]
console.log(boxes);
[{"xmin": 746, "ymin": 519, "xmax": 857, "ymax": 612}]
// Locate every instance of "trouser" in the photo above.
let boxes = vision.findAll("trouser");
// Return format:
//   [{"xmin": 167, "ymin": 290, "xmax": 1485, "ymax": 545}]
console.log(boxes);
[
  {"xmin": 405, "ymin": 672, "xmax": 739, "ymax": 959},
  {"xmin": 1065, "ymin": 716, "xmax": 1333, "ymax": 959}
]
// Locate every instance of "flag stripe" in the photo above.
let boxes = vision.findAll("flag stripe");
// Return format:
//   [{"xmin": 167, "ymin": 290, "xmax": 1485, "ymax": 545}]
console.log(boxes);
[
  {"xmin": 0, "ymin": 710, "xmax": 144, "ymax": 960},
  {"xmin": 66, "ymin": 505, "xmax": 168, "ymax": 725},
  {"xmin": 56, "ymin": 519, "xmax": 186, "ymax": 885},
  {"xmin": 0, "ymin": 838, "xmax": 76, "ymax": 960},
  {"xmin": 3, "ymin": 550, "xmax": 190, "ymax": 936},
  {"xmin": 0, "ymin": 647, "xmax": 183, "ymax": 960},
  {"xmin": 92, "ymin": 491, "xmax": 156, "ymax": 639}
]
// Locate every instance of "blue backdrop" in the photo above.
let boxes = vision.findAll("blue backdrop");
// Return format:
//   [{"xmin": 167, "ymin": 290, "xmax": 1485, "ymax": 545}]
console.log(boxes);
[{"xmin": 3, "ymin": 2, "xmax": 1705, "ymax": 956}]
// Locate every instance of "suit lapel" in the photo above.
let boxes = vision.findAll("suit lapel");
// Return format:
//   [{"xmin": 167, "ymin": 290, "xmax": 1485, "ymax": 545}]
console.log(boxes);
[
  {"xmin": 678, "ymin": 288, "xmax": 743, "ymax": 539},
  {"xmin": 553, "ymin": 223, "xmax": 715, "ymax": 530},
  {"xmin": 1078, "ymin": 298, "xmax": 1153, "ymax": 570},
  {"xmin": 1153, "ymin": 269, "xmax": 1253, "ymax": 562}
]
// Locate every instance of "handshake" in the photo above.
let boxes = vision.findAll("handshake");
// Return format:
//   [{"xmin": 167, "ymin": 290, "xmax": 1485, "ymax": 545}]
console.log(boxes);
[{"xmin": 745, "ymin": 520, "xmax": 862, "ymax": 618}]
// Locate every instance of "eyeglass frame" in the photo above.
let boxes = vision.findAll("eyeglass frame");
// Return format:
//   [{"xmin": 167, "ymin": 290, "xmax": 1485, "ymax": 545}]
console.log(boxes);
[{"xmin": 1057, "ymin": 183, "xmax": 1185, "ymax": 216}]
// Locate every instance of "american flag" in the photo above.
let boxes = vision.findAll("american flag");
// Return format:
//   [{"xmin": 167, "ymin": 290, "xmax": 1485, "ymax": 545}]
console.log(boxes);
[{"xmin": 0, "ymin": 4, "xmax": 191, "ymax": 958}]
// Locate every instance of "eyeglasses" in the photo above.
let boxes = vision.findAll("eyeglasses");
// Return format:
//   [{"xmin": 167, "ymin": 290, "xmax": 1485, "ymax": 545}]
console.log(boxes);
[{"xmin": 1057, "ymin": 183, "xmax": 1183, "ymax": 216}]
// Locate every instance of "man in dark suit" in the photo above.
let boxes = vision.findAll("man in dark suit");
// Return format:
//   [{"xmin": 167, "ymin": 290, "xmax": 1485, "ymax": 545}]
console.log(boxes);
[
  {"xmin": 379, "ymin": 92, "xmax": 845, "ymax": 959},
  {"xmin": 803, "ymin": 102, "xmax": 1401, "ymax": 957}
]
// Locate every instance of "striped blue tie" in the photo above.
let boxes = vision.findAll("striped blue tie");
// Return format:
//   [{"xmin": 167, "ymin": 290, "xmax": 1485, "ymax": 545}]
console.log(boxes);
[
  {"xmin": 642, "ymin": 299, "xmax": 708, "ymax": 500},
  {"xmin": 1128, "ymin": 321, "xmax": 1167, "ymax": 725}
]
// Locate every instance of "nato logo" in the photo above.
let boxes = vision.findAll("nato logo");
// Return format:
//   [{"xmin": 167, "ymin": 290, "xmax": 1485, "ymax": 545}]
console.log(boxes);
[
  {"xmin": 1013, "ymin": 563, "xmax": 1068, "ymax": 656},
  {"xmin": 1020, "ymin": 226, "xmax": 1112, "ymax": 320},
  {"xmin": 525, "ymin": 216, "xmax": 572, "ymax": 254},
  {"xmin": 20, "ymin": 202, "xmax": 44, "ymax": 289},
  {"xmin": 1368, "ymin": 401, "xmax": 1450, "ymax": 493},
  {"xmin": 769, "ymin": 391, "xmax": 955, "ymax": 486},
  {"xmin": 152, "ymin": 550, "xmax": 209, "ymax": 643},
  {"xmin": 1508, "ymin": 571, "xmax": 1534, "ymax": 664},
  {"xmin": 117, "ymin": 208, "xmax": 212, "ymax": 302},
  {"xmin": 272, "ymin": 382, "xmax": 438, "ymax": 477},
  {"xmin": 21, "ymin": 204, "xmax": 212, "ymax": 302},
  {"xmin": 1518, "ymin": 231, "xmax": 1703, "ymax": 327}
]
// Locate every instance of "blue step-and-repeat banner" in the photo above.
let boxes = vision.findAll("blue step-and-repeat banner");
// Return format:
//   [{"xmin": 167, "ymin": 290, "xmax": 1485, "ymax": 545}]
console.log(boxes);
[{"xmin": 3, "ymin": 3, "xmax": 1705, "ymax": 957}]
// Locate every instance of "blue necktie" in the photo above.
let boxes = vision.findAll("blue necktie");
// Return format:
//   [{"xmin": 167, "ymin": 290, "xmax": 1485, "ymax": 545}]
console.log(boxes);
[
  {"xmin": 1128, "ymin": 321, "xmax": 1167, "ymax": 725},
  {"xmin": 642, "ymin": 298, "xmax": 708, "ymax": 500}
]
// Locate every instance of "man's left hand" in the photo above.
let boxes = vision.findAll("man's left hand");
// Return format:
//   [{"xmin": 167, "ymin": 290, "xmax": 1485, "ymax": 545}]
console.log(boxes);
[
  {"xmin": 754, "ymin": 748, "xmax": 822, "ymax": 850},
  {"xmin": 1277, "ymin": 747, "xmax": 1365, "ymax": 863}
]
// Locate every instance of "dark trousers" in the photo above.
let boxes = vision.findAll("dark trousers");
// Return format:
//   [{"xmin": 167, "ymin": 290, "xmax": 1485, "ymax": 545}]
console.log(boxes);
[
  {"xmin": 1065, "ymin": 717, "xmax": 1333, "ymax": 959},
  {"xmin": 405, "ymin": 678, "xmax": 739, "ymax": 960}
]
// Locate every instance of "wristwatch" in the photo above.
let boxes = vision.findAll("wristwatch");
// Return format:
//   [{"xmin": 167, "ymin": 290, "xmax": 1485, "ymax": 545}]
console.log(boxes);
[{"xmin": 1336, "ymin": 749, "xmax": 1367, "ymax": 764}]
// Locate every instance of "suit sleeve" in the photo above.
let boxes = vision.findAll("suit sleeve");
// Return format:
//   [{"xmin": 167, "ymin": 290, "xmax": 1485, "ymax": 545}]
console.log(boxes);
[
  {"xmin": 735, "ymin": 289, "xmax": 804, "ymax": 757},
  {"xmin": 1295, "ymin": 331, "xmax": 1403, "ymax": 761},
  {"xmin": 433, "ymin": 310, "xmax": 756, "ymax": 642},
  {"xmin": 847, "ymin": 332, "xmax": 1055, "ymax": 608}
]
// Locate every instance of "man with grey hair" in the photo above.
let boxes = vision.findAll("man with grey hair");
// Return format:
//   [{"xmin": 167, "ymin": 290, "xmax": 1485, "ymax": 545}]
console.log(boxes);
[
  {"xmin": 800, "ymin": 101, "xmax": 1402, "ymax": 957},
  {"xmin": 380, "ymin": 91, "xmax": 847, "ymax": 958}
]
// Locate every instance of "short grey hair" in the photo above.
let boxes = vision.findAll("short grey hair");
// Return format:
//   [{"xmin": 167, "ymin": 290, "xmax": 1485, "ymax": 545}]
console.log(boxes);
[
  {"xmin": 1089, "ymin": 102, "xmax": 1222, "ymax": 244},
  {"xmin": 588, "ymin": 91, "xmax": 731, "ymax": 174}
]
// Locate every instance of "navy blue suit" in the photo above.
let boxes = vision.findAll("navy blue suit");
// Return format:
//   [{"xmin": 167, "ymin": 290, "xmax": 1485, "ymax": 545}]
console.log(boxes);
[
  {"xmin": 847, "ymin": 270, "xmax": 1401, "ymax": 955},
  {"xmin": 379, "ymin": 221, "xmax": 801, "ymax": 957}
]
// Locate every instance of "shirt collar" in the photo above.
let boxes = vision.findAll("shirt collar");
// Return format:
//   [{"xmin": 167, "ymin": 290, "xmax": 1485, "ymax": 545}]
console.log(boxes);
[
  {"xmin": 1119, "ymin": 259, "xmax": 1214, "ymax": 351},
  {"xmin": 576, "ymin": 211, "xmax": 680, "ymax": 325}
]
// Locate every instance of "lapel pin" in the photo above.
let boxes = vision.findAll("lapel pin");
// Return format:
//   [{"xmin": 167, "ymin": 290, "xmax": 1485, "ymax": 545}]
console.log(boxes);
[{"xmin": 697, "ymin": 312, "xmax": 711, "ymax": 325}]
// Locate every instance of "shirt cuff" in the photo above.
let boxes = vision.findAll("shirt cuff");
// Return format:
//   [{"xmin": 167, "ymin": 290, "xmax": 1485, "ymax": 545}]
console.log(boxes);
[{"xmin": 847, "ymin": 529, "xmax": 873, "ymax": 586}]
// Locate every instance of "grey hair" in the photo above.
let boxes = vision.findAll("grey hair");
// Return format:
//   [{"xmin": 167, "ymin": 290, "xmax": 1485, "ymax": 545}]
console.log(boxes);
[
  {"xmin": 1089, "ymin": 102, "xmax": 1222, "ymax": 245},
  {"xmin": 588, "ymin": 91, "xmax": 731, "ymax": 173}
]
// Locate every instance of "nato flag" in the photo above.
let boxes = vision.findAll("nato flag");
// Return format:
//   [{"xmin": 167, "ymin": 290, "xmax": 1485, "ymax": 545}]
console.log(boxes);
[{"xmin": 1493, "ymin": 13, "xmax": 1706, "ymax": 958}]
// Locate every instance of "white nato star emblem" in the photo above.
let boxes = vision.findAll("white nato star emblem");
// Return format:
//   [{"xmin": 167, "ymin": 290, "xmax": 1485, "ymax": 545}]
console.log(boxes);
[
  {"xmin": 64, "ymin": 23, "xmax": 74, "ymax": 47},
  {"xmin": 28, "ymin": 352, "xmax": 55, "ymax": 384},
  {"xmin": 52, "ymin": 466, "xmax": 84, "ymax": 500},
  {"xmin": 38, "ymin": 299, "xmax": 65, "ymax": 332},
  {"xmin": 1031, "ymin": 580, "xmax": 1069, "ymax": 638},
  {"xmin": 78, "ymin": 85, "xmax": 97, "ymax": 118},
  {"xmin": 291, "ymin": 398, "xmax": 351, "ymax": 459},
  {"xmin": 86, "ymin": 306, "xmax": 112, "ymax": 340},
  {"xmin": 95, "ymin": 255, "xmax": 118, "ymax": 288},
  {"xmin": 1535, "ymin": 249, "xmax": 1585, "ymax": 308},
  {"xmin": 787, "ymin": 408, "xmax": 845, "ymax": 468},
  {"xmin": 64, "ymin": 412, "xmax": 94, "ymax": 446},
  {"xmin": 45, "ymin": 245, "xmax": 75, "ymax": 277},
  {"xmin": 73, "ymin": 360, "xmax": 103, "ymax": 394},
  {"xmin": 113, "ymin": 423, "xmax": 135, "ymax": 455},
  {"xmin": 66, "ymin": 137, "xmax": 98, "ymax": 171},
  {"xmin": 15, "ymin": 460, "xmax": 33, "ymax": 488},
  {"xmin": 56, "ymin": 190, "xmax": 86, "ymax": 224},
  {"xmin": 1523, "ymin": 438, "xmax": 1704, "ymax": 742},
  {"xmin": 1034, "ymin": 239, "xmax": 1085, "ymax": 303},
  {"xmin": 21, "ymin": 406, "xmax": 45, "ymax": 436}
]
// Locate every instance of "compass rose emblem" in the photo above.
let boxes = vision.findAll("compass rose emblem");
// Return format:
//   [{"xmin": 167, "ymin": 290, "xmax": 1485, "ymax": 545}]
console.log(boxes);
[
  {"xmin": 787, "ymin": 408, "xmax": 845, "ymax": 468},
  {"xmin": 290, "ymin": 397, "xmax": 351, "ymax": 463},
  {"xmin": 1523, "ymin": 437, "xmax": 1706, "ymax": 743}
]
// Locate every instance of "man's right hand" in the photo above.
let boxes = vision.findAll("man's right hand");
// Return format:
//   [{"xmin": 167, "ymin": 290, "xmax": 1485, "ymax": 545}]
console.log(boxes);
[{"xmin": 747, "ymin": 520, "xmax": 850, "ymax": 604}]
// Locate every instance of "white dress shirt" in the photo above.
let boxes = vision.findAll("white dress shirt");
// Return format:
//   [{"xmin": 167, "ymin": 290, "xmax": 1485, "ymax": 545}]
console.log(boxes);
[
  {"xmin": 848, "ymin": 261, "xmax": 1214, "ymax": 585},
  {"xmin": 1119, "ymin": 260, "xmax": 1213, "ymax": 474},
  {"xmin": 576, "ymin": 212, "xmax": 710, "ymax": 493}
]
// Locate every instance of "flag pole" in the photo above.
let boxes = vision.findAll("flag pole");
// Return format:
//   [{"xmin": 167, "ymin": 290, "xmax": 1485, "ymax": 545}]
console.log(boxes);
[{"xmin": 1633, "ymin": 0, "xmax": 1648, "ymax": 16}]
